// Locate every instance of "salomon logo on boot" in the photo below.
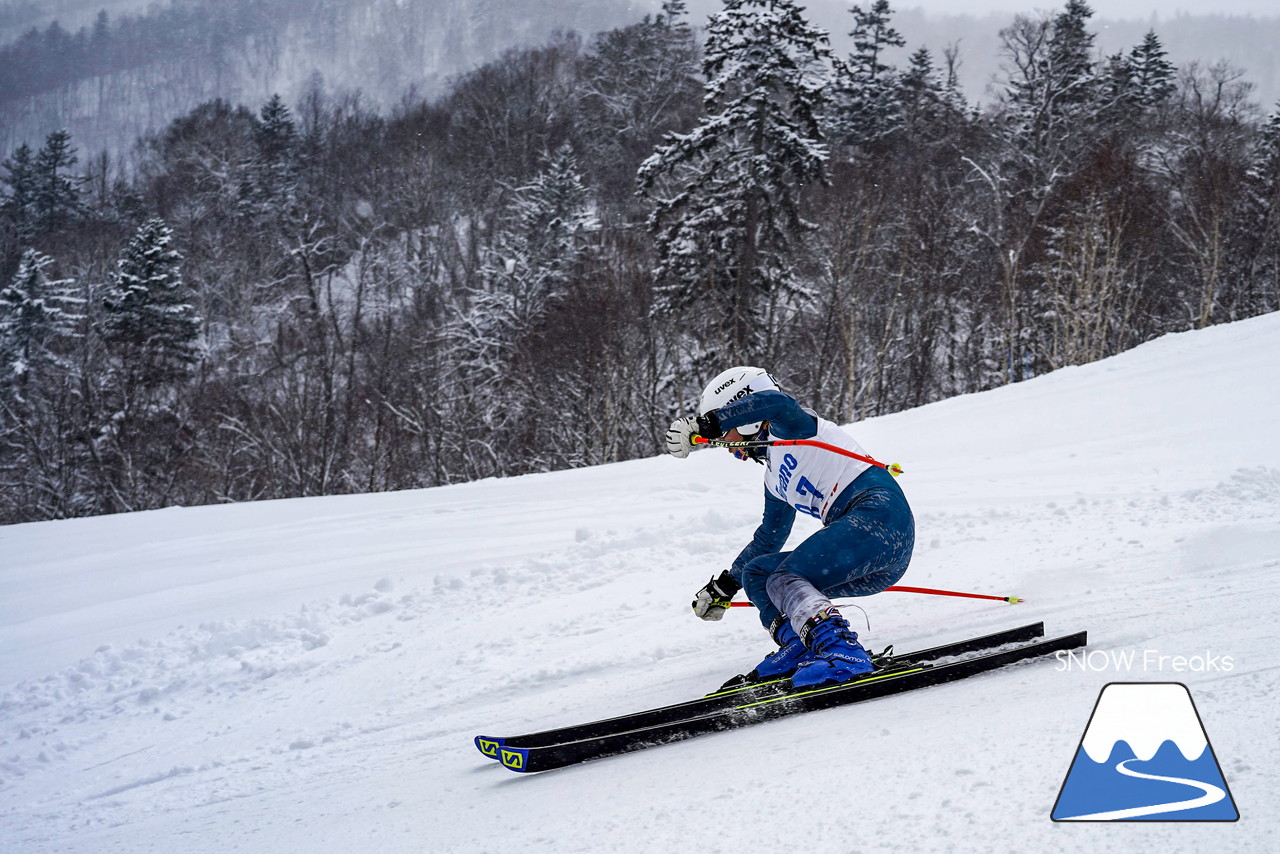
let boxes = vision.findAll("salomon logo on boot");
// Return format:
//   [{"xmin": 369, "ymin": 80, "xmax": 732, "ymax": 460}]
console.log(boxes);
[
  {"xmin": 792, "ymin": 608, "xmax": 875, "ymax": 689},
  {"xmin": 750, "ymin": 619, "xmax": 813, "ymax": 680}
]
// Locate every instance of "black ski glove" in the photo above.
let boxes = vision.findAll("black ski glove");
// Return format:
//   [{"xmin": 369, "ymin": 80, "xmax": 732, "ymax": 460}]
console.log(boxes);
[
  {"xmin": 695, "ymin": 411, "xmax": 723, "ymax": 440},
  {"xmin": 692, "ymin": 570, "xmax": 742, "ymax": 621}
]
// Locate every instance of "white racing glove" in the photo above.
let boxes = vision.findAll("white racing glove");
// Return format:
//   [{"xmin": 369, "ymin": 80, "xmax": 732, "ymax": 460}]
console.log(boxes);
[
  {"xmin": 665, "ymin": 416, "xmax": 698, "ymax": 459},
  {"xmin": 692, "ymin": 571, "xmax": 742, "ymax": 621}
]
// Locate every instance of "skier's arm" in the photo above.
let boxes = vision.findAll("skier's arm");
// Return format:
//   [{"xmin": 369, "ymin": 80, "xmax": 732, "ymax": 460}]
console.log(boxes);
[
  {"xmin": 695, "ymin": 490, "xmax": 793, "ymax": 620},
  {"xmin": 729, "ymin": 489, "xmax": 796, "ymax": 582},
  {"xmin": 701, "ymin": 390, "xmax": 818, "ymax": 440}
]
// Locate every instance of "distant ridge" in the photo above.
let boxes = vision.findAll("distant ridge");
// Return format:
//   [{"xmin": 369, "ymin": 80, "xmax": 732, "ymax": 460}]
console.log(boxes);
[{"xmin": 2, "ymin": 0, "xmax": 1278, "ymax": 155}]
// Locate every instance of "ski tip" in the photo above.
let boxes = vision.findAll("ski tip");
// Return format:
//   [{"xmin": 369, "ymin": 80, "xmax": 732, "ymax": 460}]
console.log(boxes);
[
  {"xmin": 475, "ymin": 736, "xmax": 504, "ymax": 759},
  {"xmin": 498, "ymin": 746, "xmax": 532, "ymax": 773}
]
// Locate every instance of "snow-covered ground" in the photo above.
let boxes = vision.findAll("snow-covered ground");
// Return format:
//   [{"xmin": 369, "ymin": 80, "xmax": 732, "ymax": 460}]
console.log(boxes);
[{"xmin": 3, "ymin": 313, "xmax": 1279, "ymax": 853}]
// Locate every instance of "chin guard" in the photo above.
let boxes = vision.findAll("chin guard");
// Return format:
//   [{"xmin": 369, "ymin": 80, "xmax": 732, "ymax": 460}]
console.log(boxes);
[{"xmin": 732, "ymin": 427, "xmax": 770, "ymax": 464}]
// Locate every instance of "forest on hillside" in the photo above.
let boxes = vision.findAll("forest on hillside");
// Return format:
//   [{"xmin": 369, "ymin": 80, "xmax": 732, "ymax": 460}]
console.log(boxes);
[
  {"xmin": 0, "ymin": 0, "xmax": 644, "ymax": 155},
  {"xmin": 6, "ymin": 0, "xmax": 1280, "ymax": 158},
  {"xmin": 1, "ymin": 0, "xmax": 1278, "ymax": 523}
]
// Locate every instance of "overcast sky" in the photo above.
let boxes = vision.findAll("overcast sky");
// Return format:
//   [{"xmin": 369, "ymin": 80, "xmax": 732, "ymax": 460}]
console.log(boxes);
[{"xmin": 900, "ymin": 0, "xmax": 1278, "ymax": 15}]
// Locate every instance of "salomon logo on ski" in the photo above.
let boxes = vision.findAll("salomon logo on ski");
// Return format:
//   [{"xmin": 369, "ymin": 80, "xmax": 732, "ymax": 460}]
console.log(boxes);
[
  {"xmin": 1052, "ymin": 682, "xmax": 1239, "ymax": 821},
  {"xmin": 500, "ymin": 748, "xmax": 528, "ymax": 771}
]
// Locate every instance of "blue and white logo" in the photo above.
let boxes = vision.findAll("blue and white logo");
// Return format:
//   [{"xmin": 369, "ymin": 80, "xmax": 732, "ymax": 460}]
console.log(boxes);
[{"xmin": 1051, "ymin": 682, "xmax": 1239, "ymax": 821}]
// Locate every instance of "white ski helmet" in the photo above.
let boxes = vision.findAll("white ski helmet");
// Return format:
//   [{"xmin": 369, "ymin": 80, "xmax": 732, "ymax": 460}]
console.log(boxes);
[{"xmin": 698, "ymin": 366, "xmax": 779, "ymax": 436}]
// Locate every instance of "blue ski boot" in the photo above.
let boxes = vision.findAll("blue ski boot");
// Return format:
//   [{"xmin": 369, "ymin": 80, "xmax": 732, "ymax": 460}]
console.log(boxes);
[
  {"xmin": 791, "ymin": 608, "xmax": 875, "ymax": 689},
  {"xmin": 749, "ymin": 618, "xmax": 813, "ymax": 681},
  {"xmin": 720, "ymin": 618, "xmax": 813, "ymax": 690}
]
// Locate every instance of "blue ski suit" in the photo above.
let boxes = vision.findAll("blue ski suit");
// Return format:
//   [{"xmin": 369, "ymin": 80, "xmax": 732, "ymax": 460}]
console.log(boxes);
[{"xmin": 714, "ymin": 390, "xmax": 915, "ymax": 635}]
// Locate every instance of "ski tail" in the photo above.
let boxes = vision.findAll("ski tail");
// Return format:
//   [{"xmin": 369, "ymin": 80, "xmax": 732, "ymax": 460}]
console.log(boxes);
[{"xmin": 884, "ymin": 620, "xmax": 1045, "ymax": 663}]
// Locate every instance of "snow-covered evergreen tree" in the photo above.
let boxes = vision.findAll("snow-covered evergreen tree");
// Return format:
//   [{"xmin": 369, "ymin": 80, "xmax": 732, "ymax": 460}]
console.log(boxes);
[
  {"xmin": 898, "ymin": 48, "xmax": 937, "ymax": 113},
  {"xmin": 1, "ymin": 143, "xmax": 37, "ymax": 246},
  {"xmin": 1237, "ymin": 106, "xmax": 1280, "ymax": 310},
  {"xmin": 515, "ymin": 144, "xmax": 595, "ymax": 268},
  {"xmin": 1100, "ymin": 30, "xmax": 1176, "ymax": 119},
  {"xmin": 256, "ymin": 94, "xmax": 297, "ymax": 163},
  {"xmin": 1047, "ymin": 0, "xmax": 1096, "ymax": 102},
  {"xmin": 1247, "ymin": 108, "xmax": 1280, "ymax": 214},
  {"xmin": 978, "ymin": 2, "xmax": 1114, "ymax": 383},
  {"xmin": 0, "ymin": 251, "xmax": 88, "ymax": 522},
  {"xmin": 1000, "ymin": 0, "xmax": 1103, "ymax": 155},
  {"xmin": 638, "ymin": 0, "xmax": 831, "ymax": 363},
  {"xmin": 454, "ymin": 144, "xmax": 596, "ymax": 473},
  {"xmin": 240, "ymin": 94, "xmax": 301, "ymax": 223},
  {"xmin": 1126, "ymin": 31, "xmax": 1176, "ymax": 110},
  {"xmin": 895, "ymin": 46, "xmax": 967, "ymax": 141},
  {"xmin": 576, "ymin": 4, "xmax": 701, "ymax": 214},
  {"xmin": 0, "ymin": 248, "xmax": 79, "ymax": 386},
  {"xmin": 31, "ymin": 130, "xmax": 84, "ymax": 235},
  {"xmin": 827, "ymin": 0, "xmax": 906, "ymax": 149},
  {"xmin": 82, "ymin": 219, "xmax": 202, "ymax": 516},
  {"xmin": 659, "ymin": 0, "xmax": 688, "ymax": 25},
  {"xmin": 96, "ymin": 217, "xmax": 201, "ymax": 388},
  {"xmin": 477, "ymin": 142, "xmax": 595, "ymax": 334}
]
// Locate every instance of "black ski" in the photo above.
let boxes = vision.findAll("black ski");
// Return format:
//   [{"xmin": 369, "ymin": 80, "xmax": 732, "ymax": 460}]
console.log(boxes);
[
  {"xmin": 490, "ymin": 630, "xmax": 1084, "ymax": 773},
  {"xmin": 474, "ymin": 621, "xmax": 1046, "ymax": 761}
]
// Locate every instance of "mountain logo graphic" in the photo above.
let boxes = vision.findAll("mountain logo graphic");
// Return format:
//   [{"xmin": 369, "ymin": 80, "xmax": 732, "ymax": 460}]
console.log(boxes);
[{"xmin": 1052, "ymin": 682, "xmax": 1239, "ymax": 821}]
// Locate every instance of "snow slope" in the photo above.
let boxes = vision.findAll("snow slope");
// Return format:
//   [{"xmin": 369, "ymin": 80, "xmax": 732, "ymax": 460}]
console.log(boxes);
[{"xmin": 3, "ymin": 313, "xmax": 1279, "ymax": 853}]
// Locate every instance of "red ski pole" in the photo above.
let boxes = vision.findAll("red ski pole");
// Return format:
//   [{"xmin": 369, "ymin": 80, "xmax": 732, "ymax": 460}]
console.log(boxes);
[
  {"xmin": 692, "ymin": 438, "xmax": 1019, "ymax": 604},
  {"xmin": 691, "ymin": 435, "xmax": 904, "ymax": 476},
  {"xmin": 728, "ymin": 585, "xmax": 1023, "ymax": 605},
  {"xmin": 885, "ymin": 585, "xmax": 1023, "ymax": 604}
]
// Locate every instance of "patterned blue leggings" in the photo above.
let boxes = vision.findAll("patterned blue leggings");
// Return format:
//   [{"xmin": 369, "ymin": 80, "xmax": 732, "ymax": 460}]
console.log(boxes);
[{"xmin": 740, "ymin": 475, "xmax": 915, "ymax": 636}]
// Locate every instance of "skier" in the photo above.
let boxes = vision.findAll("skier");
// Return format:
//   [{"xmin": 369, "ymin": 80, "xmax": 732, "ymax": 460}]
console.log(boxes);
[{"xmin": 665, "ymin": 367, "xmax": 915, "ymax": 689}]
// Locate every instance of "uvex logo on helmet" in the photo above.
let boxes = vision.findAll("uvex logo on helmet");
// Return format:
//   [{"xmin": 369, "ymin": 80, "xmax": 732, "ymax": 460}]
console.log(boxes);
[{"xmin": 698, "ymin": 366, "xmax": 780, "ymax": 436}]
